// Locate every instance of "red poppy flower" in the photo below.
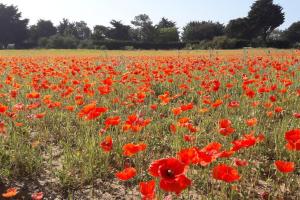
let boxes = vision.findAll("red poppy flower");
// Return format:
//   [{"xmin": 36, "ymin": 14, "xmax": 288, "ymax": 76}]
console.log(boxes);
[
  {"xmin": 172, "ymin": 107, "xmax": 182, "ymax": 115},
  {"xmin": 158, "ymin": 92, "xmax": 170, "ymax": 105},
  {"xmin": 245, "ymin": 118, "xmax": 258, "ymax": 127},
  {"xmin": 219, "ymin": 119, "xmax": 235, "ymax": 136},
  {"xmin": 228, "ymin": 101, "xmax": 240, "ymax": 108},
  {"xmin": 100, "ymin": 136, "xmax": 113, "ymax": 152},
  {"xmin": 293, "ymin": 113, "xmax": 300, "ymax": 118},
  {"xmin": 116, "ymin": 167, "xmax": 137, "ymax": 181},
  {"xmin": 150, "ymin": 104, "xmax": 158, "ymax": 110},
  {"xmin": 269, "ymin": 95, "xmax": 277, "ymax": 102},
  {"xmin": 275, "ymin": 160, "xmax": 295, "ymax": 173},
  {"xmin": 33, "ymin": 112, "xmax": 46, "ymax": 119},
  {"xmin": 148, "ymin": 158, "xmax": 191, "ymax": 194},
  {"xmin": 180, "ymin": 103, "xmax": 193, "ymax": 111},
  {"xmin": 212, "ymin": 164, "xmax": 240, "ymax": 182},
  {"xmin": 275, "ymin": 106, "xmax": 283, "ymax": 113},
  {"xmin": 26, "ymin": 92, "xmax": 40, "ymax": 99},
  {"xmin": 245, "ymin": 89, "xmax": 256, "ymax": 98},
  {"xmin": 104, "ymin": 116, "xmax": 121, "ymax": 127},
  {"xmin": 103, "ymin": 77, "xmax": 113, "ymax": 85},
  {"xmin": 0, "ymin": 103, "xmax": 8, "ymax": 113},
  {"xmin": 78, "ymin": 102, "xmax": 107, "ymax": 120},
  {"xmin": 86, "ymin": 107, "xmax": 108, "ymax": 120},
  {"xmin": 98, "ymin": 85, "xmax": 111, "ymax": 95},
  {"xmin": 123, "ymin": 143, "xmax": 147, "ymax": 157},
  {"xmin": 285, "ymin": 129, "xmax": 300, "ymax": 151},
  {"xmin": 218, "ymin": 150, "xmax": 235, "ymax": 158},
  {"xmin": 231, "ymin": 133, "xmax": 263, "ymax": 151},
  {"xmin": 122, "ymin": 114, "xmax": 151, "ymax": 132},
  {"xmin": 211, "ymin": 99, "xmax": 223, "ymax": 108},
  {"xmin": 170, "ymin": 124, "xmax": 177, "ymax": 134},
  {"xmin": 10, "ymin": 90, "xmax": 18, "ymax": 98},
  {"xmin": 2, "ymin": 187, "xmax": 18, "ymax": 198},
  {"xmin": 177, "ymin": 147, "xmax": 199, "ymax": 165},
  {"xmin": 31, "ymin": 192, "xmax": 44, "ymax": 200},
  {"xmin": 159, "ymin": 175, "xmax": 191, "ymax": 195},
  {"xmin": 233, "ymin": 158, "xmax": 248, "ymax": 167},
  {"xmin": 139, "ymin": 180, "xmax": 155, "ymax": 200}
]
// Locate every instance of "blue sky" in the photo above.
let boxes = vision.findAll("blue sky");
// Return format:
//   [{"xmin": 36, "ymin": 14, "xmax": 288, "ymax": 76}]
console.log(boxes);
[{"xmin": 1, "ymin": 0, "xmax": 299, "ymax": 30}]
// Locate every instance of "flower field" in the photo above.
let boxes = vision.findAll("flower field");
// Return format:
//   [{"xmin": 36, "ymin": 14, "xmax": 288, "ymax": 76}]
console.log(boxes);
[{"xmin": 0, "ymin": 49, "xmax": 299, "ymax": 199}]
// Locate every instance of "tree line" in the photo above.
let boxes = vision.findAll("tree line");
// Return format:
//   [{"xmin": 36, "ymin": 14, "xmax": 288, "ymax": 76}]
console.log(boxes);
[{"xmin": 0, "ymin": 0, "xmax": 300, "ymax": 50}]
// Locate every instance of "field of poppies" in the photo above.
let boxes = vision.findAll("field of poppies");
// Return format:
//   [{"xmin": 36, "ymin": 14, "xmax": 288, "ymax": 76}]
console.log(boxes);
[{"xmin": 0, "ymin": 49, "xmax": 299, "ymax": 199}]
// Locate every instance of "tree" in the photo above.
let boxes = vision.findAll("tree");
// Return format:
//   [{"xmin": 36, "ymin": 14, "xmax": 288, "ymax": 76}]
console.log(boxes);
[
  {"xmin": 57, "ymin": 19, "xmax": 91, "ymax": 40},
  {"xmin": 182, "ymin": 21, "xmax": 224, "ymax": 42},
  {"xmin": 157, "ymin": 17, "xmax": 176, "ymax": 29},
  {"xmin": 92, "ymin": 25, "xmax": 109, "ymax": 41},
  {"xmin": 131, "ymin": 14, "xmax": 157, "ymax": 42},
  {"xmin": 57, "ymin": 18, "xmax": 77, "ymax": 37},
  {"xmin": 107, "ymin": 20, "xmax": 131, "ymax": 40},
  {"xmin": 225, "ymin": 18, "xmax": 252, "ymax": 40},
  {"xmin": 155, "ymin": 18, "xmax": 179, "ymax": 42},
  {"xmin": 248, "ymin": 0, "xmax": 285, "ymax": 41},
  {"xmin": 156, "ymin": 28, "xmax": 179, "ymax": 43},
  {"xmin": 74, "ymin": 21, "xmax": 91, "ymax": 40},
  {"xmin": 284, "ymin": 21, "xmax": 300, "ymax": 44},
  {"xmin": 0, "ymin": 4, "xmax": 29, "ymax": 47},
  {"xmin": 29, "ymin": 19, "xmax": 56, "ymax": 44}
]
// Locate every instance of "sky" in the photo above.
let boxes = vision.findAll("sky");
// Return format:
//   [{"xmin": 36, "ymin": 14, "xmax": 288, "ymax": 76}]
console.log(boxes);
[{"xmin": 1, "ymin": 0, "xmax": 300, "ymax": 30}]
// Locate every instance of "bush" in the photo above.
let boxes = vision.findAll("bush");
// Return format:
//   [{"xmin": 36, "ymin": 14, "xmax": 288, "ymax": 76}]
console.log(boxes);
[
  {"xmin": 265, "ymin": 39, "xmax": 291, "ymax": 49},
  {"xmin": 93, "ymin": 40, "xmax": 185, "ymax": 50},
  {"xmin": 38, "ymin": 37, "xmax": 50, "ymax": 48},
  {"xmin": 78, "ymin": 39, "xmax": 95, "ymax": 49},
  {"xmin": 46, "ymin": 34, "xmax": 79, "ymax": 49},
  {"xmin": 250, "ymin": 38, "xmax": 266, "ymax": 48},
  {"xmin": 186, "ymin": 36, "xmax": 249, "ymax": 49},
  {"xmin": 97, "ymin": 45, "xmax": 108, "ymax": 50},
  {"xmin": 123, "ymin": 46, "xmax": 135, "ymax": 50},
  {"xmin": 293, "ymin": 42, "xmax": 300, "ymax": 49}
]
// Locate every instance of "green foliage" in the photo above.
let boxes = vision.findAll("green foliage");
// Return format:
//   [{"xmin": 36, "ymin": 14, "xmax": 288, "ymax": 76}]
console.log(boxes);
[
  {"xmin": 46, "ymin": 34, "xmax": 79, "ymax": 49},
  {"xmin": 107, "ymin": 20, "xmax": 132, "ymax": 41},
  {"xmin": 283, "ymin": 21, "xmax": 300, "ymax": 44},
  {"xmin": 156, "ymin": 27, "xmax": 179, "ymax": 43},
  {"xmin": 156, "ymin": 17, "xmax": 176, "ymax": 29},
  {"xmin": 0, "ymin": 3, "xmax": 29, "ymax": 47},
  {"xmin": 187, "ymin": 36, "xmax": 249, "ymax": 49},
  {"xmin": 92, "ymin": 25, "xmax": 109, "ymax": 41},
  {"xmin": 93, "ymin": 40, "xmax": 185, "ymax": 50},
  {"xmin": 78, "ymin": 39, "xmax": 95, "ymax": 49},
  {"xmin": 182, "ymin": 21, "xmax": 224, "ymax": 42},
  {"xmin": 248, "ymin": 0, "xmax": 285, "ymax": 41},
  {"xmin": 131, "ymin": 14, "xmax": 157, "ymax": 42},
  {"xmin": 57, "ymin": 19, "xmax": 91, "ymax": 40},
  {"xmin": 226, "ymin": 18, "xmax": 252, "ymax": 40},
  {"xmin": 29, "ymin": 19, "xmax": 57, "ymax": 45}
]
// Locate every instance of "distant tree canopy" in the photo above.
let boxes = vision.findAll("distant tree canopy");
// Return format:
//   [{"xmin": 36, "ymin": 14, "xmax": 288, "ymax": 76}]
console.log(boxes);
[
  {"xmin": 156, "ymin": 18, "xmax": 179, "ymax": 43},
  {"xmin": 74, "ymin": 21, "xmax": 91, "ymax": 40},
  {"xmin": 156, "ymin": 17, "xmax": 176, "ymax": 29},
  {"xmin": 92, "ymin": 25, "xmax": 109, "ymax": 41},
  {"xmin": 0, "ymin": 4, "xmax": 28, "ymax": 47},
  {"xmin": 225, "ymin": 18, "xmax": 252, "ymax": 40},
  {"xmin": 107, "ymin": 20, "xmax": 132, "ymax": 41},
  {"xmin": 131, "ymin": 14, "xmax": 157, "ymax": 42},
  {"xmin": 284, "ymin": 21, "xmax": 300, "ymax": 44},
  {"xmin": 182, "ymin": 21, "xmax": 224, "ymax": 42},
  {"xmin": 29, "ymin": 19, "xmax": 57, "ymax": 44},
  {"xmin": 248, "ymin": 0, "xmax": 284, "ymax": 41},
  {"xmin": 57, "ymin": 19, "xmax": 91, "ymax": 40},
  {"xmin": 1, "ymin": 0, "xmax": 299, "ymax": 49}
]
